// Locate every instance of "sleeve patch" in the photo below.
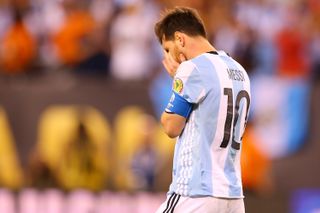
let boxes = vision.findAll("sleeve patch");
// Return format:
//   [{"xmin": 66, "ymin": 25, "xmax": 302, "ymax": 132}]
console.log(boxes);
[{"xmin": 173, "ymin": 78, "xmax": 183, "ymax": 94}]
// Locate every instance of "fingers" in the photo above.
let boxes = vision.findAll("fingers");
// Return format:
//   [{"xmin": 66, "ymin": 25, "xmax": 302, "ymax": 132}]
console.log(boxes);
[
  {"xmin": 164, "ymin": 51, "xmax": 178, "ymax": 65},
  {"xmin": 162, "ymin": 58, "xmax": 171, "ymax": 73},
  {"xmin": 162, "ymin": 58, "xmax": 176, "ymax": 78},
  {"xmin": 163, "ymin": 51, "xmax": 179, "ymax": 77}
]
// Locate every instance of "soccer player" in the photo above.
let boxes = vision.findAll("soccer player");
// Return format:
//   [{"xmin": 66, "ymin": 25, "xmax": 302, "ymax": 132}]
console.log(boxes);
[{"xmin": 154, "ymin": 7, "xmax": 251, "ymax": 213}]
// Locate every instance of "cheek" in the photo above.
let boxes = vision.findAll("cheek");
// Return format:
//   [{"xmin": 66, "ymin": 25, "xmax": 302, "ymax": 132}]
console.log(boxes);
[{"xmin": 172, "ymin": 46, "xmax": 180, "ymax": 62}]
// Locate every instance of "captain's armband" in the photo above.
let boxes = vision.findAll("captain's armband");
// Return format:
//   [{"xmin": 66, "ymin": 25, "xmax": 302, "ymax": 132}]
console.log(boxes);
[{"xmin": 165, "ymin": 92, "xmax": 193, "ymax": 118}]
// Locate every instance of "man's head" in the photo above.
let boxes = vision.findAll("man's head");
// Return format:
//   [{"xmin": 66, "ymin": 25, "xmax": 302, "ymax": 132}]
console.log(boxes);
[{"xmin": 154, "ymin": 7, "xmax": 207, "ymax": 63}]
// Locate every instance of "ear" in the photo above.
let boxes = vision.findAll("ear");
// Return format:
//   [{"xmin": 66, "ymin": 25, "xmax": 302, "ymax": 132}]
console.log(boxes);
[{"xmin": 174, "ymin": 32, "xmax": 185, "ymax": 47}]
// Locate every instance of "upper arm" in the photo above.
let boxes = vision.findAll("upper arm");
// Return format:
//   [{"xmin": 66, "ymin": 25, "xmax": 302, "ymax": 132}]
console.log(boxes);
[
  {"xmin": 161, "ymin": 92, "xmax": 193, "ymax": 138},
  {"xmin": 161, "ymin": 61, "xmax": 206, "ymax": 138}
]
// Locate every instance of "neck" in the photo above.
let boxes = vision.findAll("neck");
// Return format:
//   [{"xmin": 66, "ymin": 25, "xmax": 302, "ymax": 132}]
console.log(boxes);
[{"xmin": 186, "ymin": 36, "xmax": 216, "ymax": 59}]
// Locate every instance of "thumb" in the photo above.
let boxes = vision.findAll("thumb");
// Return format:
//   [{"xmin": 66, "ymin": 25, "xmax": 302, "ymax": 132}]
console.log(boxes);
[{"xmin": 179, "ymin": 53, "xmax": 187, "ymax": 63}]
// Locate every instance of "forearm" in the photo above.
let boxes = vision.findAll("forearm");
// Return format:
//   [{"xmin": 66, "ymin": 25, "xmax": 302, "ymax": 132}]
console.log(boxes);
[{"xmin": 161, "ymin": 112, "xmax": 186, "ymax": 138}]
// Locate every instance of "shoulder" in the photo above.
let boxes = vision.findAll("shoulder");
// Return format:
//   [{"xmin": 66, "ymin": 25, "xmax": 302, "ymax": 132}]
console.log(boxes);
[
  {"xmin": 175, "ymin": 60, "xmax": 200, "ymax": 80},
  {"xmin": 176, "ymin": 60, "xmax": 196, "ymax": 73}
]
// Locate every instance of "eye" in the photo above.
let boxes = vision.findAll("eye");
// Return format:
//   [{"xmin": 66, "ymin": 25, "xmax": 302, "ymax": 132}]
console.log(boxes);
[{"xmin": 165, "ymin": 49, "xmax": 169, "ymax": 53}]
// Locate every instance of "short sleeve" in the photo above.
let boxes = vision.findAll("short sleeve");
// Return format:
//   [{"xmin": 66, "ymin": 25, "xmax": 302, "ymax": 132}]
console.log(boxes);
[{"xmin": 173, "ymin": 61, "xmax": 206, "ymax": 104}]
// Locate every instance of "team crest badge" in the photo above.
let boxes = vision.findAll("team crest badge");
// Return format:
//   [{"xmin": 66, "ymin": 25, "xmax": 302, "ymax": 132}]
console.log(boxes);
[{"xmin": 173, "ymin": 78, "xmax": 183, "ymax": 94}]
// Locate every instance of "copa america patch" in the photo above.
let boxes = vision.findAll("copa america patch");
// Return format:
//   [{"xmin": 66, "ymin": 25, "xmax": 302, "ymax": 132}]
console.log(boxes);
[{"xmin": 173, "ymin": 78, "xmax": 183, "ymax": 94}]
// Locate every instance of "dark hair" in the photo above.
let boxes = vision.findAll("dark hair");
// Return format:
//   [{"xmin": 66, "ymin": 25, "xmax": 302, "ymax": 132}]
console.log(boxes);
[{"xmin": 154, "ymin": 7, "xmax": 207, "ymax": 44}]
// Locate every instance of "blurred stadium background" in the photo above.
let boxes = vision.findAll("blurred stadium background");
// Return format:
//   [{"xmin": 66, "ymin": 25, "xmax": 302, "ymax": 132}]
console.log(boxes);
[{"xmin": 0, "ymin": 0, "xmax": 319, "ymax": 212}]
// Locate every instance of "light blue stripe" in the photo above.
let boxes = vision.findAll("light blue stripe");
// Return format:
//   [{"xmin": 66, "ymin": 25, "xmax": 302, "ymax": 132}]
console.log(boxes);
[
  {"xmin": 219, "ymin": 54, "xmax": 244, "ymax": 197},
  {"xmin": 182, "ymin": 66, "xmax": 202, "ymax": 103},
  {"xmin": 187, "ymin": 55, "xmax": 222, "ymax": 195}
]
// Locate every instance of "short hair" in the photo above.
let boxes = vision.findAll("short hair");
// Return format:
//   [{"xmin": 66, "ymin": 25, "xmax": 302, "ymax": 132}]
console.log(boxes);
[{"xmin": 154, "ymin": 7, "xmax": 207, "ymax": 44}]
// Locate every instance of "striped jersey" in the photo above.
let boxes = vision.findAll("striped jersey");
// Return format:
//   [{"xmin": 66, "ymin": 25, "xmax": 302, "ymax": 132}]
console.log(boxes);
[{"xmin": 168, "ymin": 51, "xmax": 251, "ymax": 198}]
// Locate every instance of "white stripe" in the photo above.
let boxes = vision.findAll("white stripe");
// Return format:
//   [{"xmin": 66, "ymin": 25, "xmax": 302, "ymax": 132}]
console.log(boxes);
[
  {"xmin": 233, "ymin": 60, "xmax": 251, "ymax": 188},
  {"xmin": 177, "ymin": 112, "xmax": 195, "ymax": 196},
  {"xmin": 175, "ymin": 61, "xmax": 195, "ymax": 82}
]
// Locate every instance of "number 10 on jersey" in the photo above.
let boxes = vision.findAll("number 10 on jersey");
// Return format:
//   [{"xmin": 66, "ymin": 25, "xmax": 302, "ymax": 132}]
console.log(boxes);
[{"xmin": 220, "ymin": 88, "xmax": 250, "ymax": 150}]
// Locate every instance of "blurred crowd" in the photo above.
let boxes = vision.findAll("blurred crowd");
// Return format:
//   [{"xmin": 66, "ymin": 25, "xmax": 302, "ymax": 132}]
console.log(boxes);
[
  {"xmin": 0, "ymin": 0, "xmax": 319, "ymax": 80},
  {"xmin": 0, "ymin": 0, "xmax": 320, "ymax": 200},
  {"xmin": 0, "ymin": 0, "xmax": 320, "ymax": 79},
  {"xmin": 0, "ymin": 0, "xmax": 162, "ymax": 78}
]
